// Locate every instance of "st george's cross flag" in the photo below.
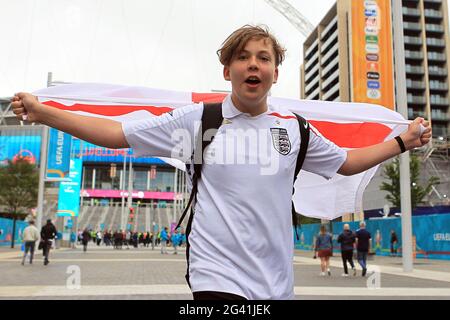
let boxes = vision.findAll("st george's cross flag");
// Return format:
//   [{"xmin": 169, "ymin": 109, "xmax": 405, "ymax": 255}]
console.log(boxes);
[{"xmin": 33, "ymin": 83, "xmax": 410, "ymax": 220}]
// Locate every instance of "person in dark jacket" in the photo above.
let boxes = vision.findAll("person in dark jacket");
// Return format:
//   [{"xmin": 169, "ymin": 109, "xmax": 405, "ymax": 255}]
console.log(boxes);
[
  {"xmin": 355, "ymin": 221, "xmax": 372, "ymax": 277},
  {"xmin": 40, "ymin": 219, "xmax": 57, "ymax": 266},
  {"xmin": 337, "ymin": 224, "xmax": 356, "ymax": 277},
  {"xmin": 390, "ymin": 230, "xmax": 398, "ymax": 257},
  {"xmin": 82, "ymin": 228, "xmax": 91, "ymax": 252}
]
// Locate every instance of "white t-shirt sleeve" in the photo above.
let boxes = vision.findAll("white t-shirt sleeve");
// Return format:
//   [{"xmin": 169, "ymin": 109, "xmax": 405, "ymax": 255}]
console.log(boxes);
[
  {"xmin": 122, "ymin": 103, "xmax": 203, "ymax": 161},
  {"xmin": 302, "ymin": 123, "xmax": 347, "ymax": 180}
]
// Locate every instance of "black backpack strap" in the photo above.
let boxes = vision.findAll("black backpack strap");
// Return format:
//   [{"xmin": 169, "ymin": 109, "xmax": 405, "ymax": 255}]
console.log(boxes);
[
  {"xmin": 175, "ymin": 174, "xmax": 197, "ymax": 230},
  {"xmin": 178, "ymin": 102, "xmax": 223, "ymax": 288},
  {"xmin": 292, "ymin": 113, "xmax": 310, "ymax": 240},
  {"xmin": 193, "ymin": 102, "xmax": 224, "ymax": 180},
  {"xmin": 176, "ymin": 103, "xmax": 223, "ymax": 230}
]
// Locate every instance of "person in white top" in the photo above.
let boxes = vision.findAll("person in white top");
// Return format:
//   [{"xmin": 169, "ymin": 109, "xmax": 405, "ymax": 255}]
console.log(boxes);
[
  {"xmin": 21, "ymin": 220, "xmax": 40, "ymax": 265},
  {"xmin": 12, "ymin": 25, "xmax": 431, "ymax": 299}
]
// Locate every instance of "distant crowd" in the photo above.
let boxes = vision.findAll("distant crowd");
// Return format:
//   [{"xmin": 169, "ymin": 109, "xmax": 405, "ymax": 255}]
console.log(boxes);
[{"xmin": 73, "ymin": 228, "xmax": 186, "ymax": 253}]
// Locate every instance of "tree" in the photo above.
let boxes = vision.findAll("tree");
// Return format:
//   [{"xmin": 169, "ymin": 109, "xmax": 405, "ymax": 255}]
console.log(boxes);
[
  {"xmin": 0, "ymin": 158, "xmax": 39, "ymax": 248},
  {"xmin": 298, "ymin": 215, "xmax": 321, "ymax": 225},
  {"xmin": 380, "ymin": 155, "xmax": 440, "ymax": 210}
]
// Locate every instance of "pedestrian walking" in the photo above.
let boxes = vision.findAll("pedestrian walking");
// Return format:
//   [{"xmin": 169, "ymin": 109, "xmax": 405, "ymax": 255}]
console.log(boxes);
[
  {"xmin": 125, "ymin": 230, "xmax": 131, "ymax": 249},
  {"xmin": 113, "ymin": 230, "xmax": 122, "ymax": 249},
  {"xmin": 96, "ymin": 230, "xmax": 102, "ymax": 246},
  {"xmin": 150, "ymin": 232, "xmax": 155, "ymax": 250},
  {"xmin": 160, "ymin": 227, "xmax": 169, "ymax": 254},
  {"xmin": 21, "ymin": 220, "xmax": 39, "ymax": 265},
  {"xmin": 390, "ymin": 230, "xmax": 398, "ymax": 257},
  {"xmin": 172, "ymin": 228, "xmax": 181, "ymax": 255},
  {"xmin": 82, "ymin": 228, "xmax": 91, "ymax": 252},
  {"xmin": 11, "ymin": 24, "xmax": 431, "ymax": 299},
  {"xmin": 356, "ymin": 221, "xmax": 372, "ymax": 277},
  {"xmin": 40, "ymin": 219, "xmax": 57, "ymax": 266},
  {"xmin": 337, "ymin": 224, "xmax": 356, "ymax": 277},
  {"xmin": 77, "ymin": 230, "xmax": 82, "ymax": 245},
  {"xmin": 314, "ymin": 225, "xmax": 333, "ymax": 276},
  {"xmin": 91, "ymin": 230, "xmax": 96, "ymax": 244},
  {"xmin": 70, "ymin": 231, "xmax": 77, "ymax": 249}
]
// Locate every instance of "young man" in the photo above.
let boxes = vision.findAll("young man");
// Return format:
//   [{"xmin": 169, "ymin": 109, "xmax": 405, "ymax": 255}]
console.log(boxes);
[
  {"xmin": 40, "ymin": 219, "xmax": 57, "ymax": 266},
  {"xmin": 21, "ymin": 220, "xmax": 40, "ymax": 265},
  {"xmin": 356, "ymin": 221, "xmax": 372, "ymax": 277},
  {"xmin": 390, "ymin": 230, "xmax": 398, "ymax": 257},
  {"xmin": 12, "ymin": 25, "xmax": 431, "ymax": 299},
  {"xmin": 337, "ymin": 224, "xmax": 356, "ymax": 277}
]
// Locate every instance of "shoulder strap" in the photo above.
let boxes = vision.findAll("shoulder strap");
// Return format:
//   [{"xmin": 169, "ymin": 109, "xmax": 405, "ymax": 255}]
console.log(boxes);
[
  {"xmin": 193, "ymin": 103, "xmax": 224, "ymax": 180},
  {"xmin": 293, "ymin": 113, "xmax": 310, "ymax": 180},
  {"xmin": 292, "ymin": 113, "xmax": 310, "ymax": 240},
  {"xmin": 176, "ymin": 103, "xmax": 223, "ymax": 229}
]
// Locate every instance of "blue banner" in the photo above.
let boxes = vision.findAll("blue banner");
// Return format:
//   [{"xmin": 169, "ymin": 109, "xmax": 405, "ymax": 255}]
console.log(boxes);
[
  {"xmin": 0, "ymin": 217, "xmax": 28, "ymax": 246},
  {"xmin": 72, "ymin": 141, "xmax": 165, "ymax": 164},
  {"xmin": 57, "ymin": 158, "xmax": 83, "ymax": 217},
  {"xmin": 414, "ymin": 214, "xmax": 450, "ymax": 260},
  {"xmin": 46, "ymin": 128, "xmax": 72, "ymax": 178},
  {"xmin": 0, "ymin": 136, "xmax": 41, "ymax": 166},
  {"xmin": 0, "ymin": 135, "xmax": 164, "ymax": 166},
  {"xmin": 294, "ymin": 213, "xmax": 450, "ymax": 260}
]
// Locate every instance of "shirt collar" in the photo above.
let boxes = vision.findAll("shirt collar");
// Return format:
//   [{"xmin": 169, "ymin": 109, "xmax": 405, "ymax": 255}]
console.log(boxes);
[
  {"xmin": 221, "ymin": 94, "xmax": 271, "ymax": 119},
  {"xmin": 222, "ymin": 94, "xmax": 243, "ymax": 119}
]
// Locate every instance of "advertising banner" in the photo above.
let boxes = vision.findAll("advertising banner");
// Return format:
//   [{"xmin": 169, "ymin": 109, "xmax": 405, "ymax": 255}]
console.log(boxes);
[
  {"xmin": 295, "ymin": 214, "xmax": 450, "ymax": 260},
  {"xmin": 0, "ymin": 136, "xmax": 41, "ymax": 166},
  {"xmin": 57, "ymin": 158, "xmax": 83, "ymax": 217},
  {"xmin": 0, "ymin": 217, "xmax": 27, "ymax": 246},
  {"xmin": 414, "ymin": 214, "xmax": 450, "ymax": 260},
  {"xmin": 80, "ymin": 189, "xmax": 175, "ymax": 200},
  {"xmin": 351, "ymin": 0, "xmax": 395, "ymax": 110},
  {"xmin": 71, "ymin": 141, "xmax": 165, "ymax": 165},
  {"xmin": 46, "ymin": 128, "xmax": 72, "ymax": 179}
]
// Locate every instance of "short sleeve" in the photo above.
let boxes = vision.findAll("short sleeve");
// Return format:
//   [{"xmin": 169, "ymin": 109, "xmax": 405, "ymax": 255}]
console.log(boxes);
[
  {"xmin": 122, "ymin": 103, "xmax": 203, "ymax": 161},
  {"xmin": 301, "ymin": 123, "xmax": 347, "ymax": 179}
]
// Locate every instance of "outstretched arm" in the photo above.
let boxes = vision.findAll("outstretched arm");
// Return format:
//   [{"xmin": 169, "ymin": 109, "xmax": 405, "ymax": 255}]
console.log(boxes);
[
  {"xmin": 11, "ymin": 92, "xmax": 129, "ymax": 149},
  {"xmin": 338, "ymin": 117, "xmax": 431, "ymax": 176}
]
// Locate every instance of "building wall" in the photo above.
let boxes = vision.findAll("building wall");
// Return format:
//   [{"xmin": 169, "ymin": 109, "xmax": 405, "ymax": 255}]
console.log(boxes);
[{"xmin": 300, "ymin": 0, "xmax": 450, "ymax": 215}]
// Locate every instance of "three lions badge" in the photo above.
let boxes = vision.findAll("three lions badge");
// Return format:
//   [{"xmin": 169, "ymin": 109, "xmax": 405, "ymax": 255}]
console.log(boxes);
[{"xmin": 270, "ymin": 128, "xmax": 291, "ymax": 155}]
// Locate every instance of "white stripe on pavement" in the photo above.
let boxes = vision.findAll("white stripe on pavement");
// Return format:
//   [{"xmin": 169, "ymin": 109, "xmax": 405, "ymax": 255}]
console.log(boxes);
[
  {"xmin": 0, "ymin": 284, "xmax": 191, "ymax": 297},
  {"xmin": 294, "ymin": 286, "xmax": 450, "ymax": 297},
  {"xmin": 293, "ymin": 256, "xmax": 450, "ymax": 284},
  {"xmin": 0, "ymin": 258, "xmax": 185, "ymax": 263},
  {"xmin": 0, "ymin": 285, "xmax": 449, "ymax": 298}
]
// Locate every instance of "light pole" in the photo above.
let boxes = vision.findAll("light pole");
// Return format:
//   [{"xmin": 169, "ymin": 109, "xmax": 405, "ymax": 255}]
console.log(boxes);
[
  {"xmin": 35, "ymin": 72, "xmax": 53, "ymax": 232},
  {"xmin": 120, "ymin": 153, "xmax": 127, "ymax": 231},
  {"xmin": 392, "ymin": 0, "xmax": 413, "ymax": 272}
]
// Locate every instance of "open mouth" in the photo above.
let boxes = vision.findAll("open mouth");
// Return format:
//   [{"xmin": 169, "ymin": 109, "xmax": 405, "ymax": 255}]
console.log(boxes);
[{"xmin": 245, "ymin": 76, "xmax": 261, "ymax": 85}]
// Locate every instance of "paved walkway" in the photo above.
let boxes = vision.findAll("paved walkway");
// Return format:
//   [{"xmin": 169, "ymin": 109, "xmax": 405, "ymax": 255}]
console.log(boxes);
[{"xmin": 0, "ymin": 245, "xmax": 449, "ymax": 300}]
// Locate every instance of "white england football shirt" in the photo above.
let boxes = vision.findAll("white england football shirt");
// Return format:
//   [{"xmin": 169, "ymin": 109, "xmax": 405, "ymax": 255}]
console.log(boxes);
[{"xmin": 122, "ymin": 95, "xmax": 347, "ymax": 299}]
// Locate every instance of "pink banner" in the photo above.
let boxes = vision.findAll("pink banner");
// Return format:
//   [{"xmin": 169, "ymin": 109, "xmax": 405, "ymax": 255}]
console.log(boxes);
[{"xmin": 81, "ymin": 189, "xmax": 176, "ymax": 200}]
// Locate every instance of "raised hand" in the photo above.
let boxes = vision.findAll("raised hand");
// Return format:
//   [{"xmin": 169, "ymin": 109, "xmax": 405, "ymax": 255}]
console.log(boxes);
[
  {"xmin": 11, "ymin": 92, "xmax": 41, "ymax": 122},
  {"xmin": 400, "ymin": 117, "xmax": 432, "ymax": 150}
]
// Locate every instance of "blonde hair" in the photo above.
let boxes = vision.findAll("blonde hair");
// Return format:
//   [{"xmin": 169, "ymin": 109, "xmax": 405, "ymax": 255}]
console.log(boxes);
[{"xmin": 217, "ymin": 25, "xmax": 286, "ymax": 67}]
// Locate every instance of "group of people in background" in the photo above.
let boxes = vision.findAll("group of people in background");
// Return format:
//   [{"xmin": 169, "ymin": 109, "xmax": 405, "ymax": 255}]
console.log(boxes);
[
  {"xmin": 21, "ymin": 219, "xmax": 57, "ymax": 266},
  {"xmin": 21, "ymin": 217, "xmax": 397, "ymax": 272},
  {"xmin": 314, "ymin": 221, "xmax": 373, "ymax": 277},
  {"xmin": 74, "ymin": 227, "xmax": 186, "ymax": 253},
  {"xmin": 20, "ymin": 218, "xmax": 186, "ymax": 266}
]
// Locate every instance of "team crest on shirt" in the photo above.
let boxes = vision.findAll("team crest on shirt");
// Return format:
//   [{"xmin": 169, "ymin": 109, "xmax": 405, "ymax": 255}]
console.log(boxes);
[{"xmin": 270, "ymin": 128, "xmax": 291, "ymax": 155}]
